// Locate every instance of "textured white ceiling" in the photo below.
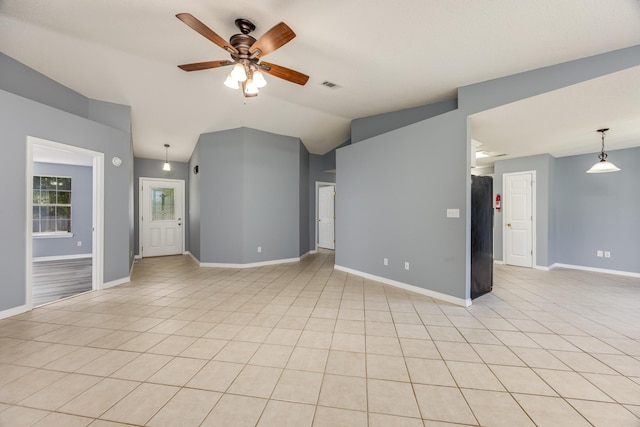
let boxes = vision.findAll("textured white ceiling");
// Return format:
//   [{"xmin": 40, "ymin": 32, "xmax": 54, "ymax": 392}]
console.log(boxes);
[{"xmin": 1, "ymin": 0, "xmax": 639, "ymax": 162}]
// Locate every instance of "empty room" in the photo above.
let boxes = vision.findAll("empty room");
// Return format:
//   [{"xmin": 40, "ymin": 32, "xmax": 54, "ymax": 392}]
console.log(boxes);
[{"xmin": 1, "ymin": 1, "xmax": 640, "ymax": 426}]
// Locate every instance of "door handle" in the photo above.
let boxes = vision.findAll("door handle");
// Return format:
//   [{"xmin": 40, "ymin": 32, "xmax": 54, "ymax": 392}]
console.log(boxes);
[{"xmin": 507, "ymin": 223, "xmax": 512, "ymax": 227}]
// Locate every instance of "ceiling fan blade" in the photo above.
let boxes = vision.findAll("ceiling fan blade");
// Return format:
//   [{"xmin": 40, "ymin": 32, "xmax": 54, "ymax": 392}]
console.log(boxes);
[
  {"xmin": 250, "ymin": 22, "xmax": 295, "ymax": 58},
  {"xmin": 178, "ymin": 60, "xmax": 233, "ymax": 72},
  {"xmin": 176, "ymin": 13, "xmax": 237, "ymax": 54},
  {"xmin": 260, "ymin": 62, "xmax": 309, "ymax": 85}
]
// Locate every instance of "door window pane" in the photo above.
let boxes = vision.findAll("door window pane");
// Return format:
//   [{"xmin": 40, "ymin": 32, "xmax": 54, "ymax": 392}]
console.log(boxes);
[{"xmin": 151, "ymin": 188, "xmax": 175, "ymax": 220}]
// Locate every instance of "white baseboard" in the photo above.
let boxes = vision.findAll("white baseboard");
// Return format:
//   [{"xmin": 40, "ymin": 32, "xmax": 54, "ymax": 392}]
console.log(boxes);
[
  {"xmin": 33, "ymin": 253, "xmax": 92, "ymax": 262},
  {"xmin": 300, "ymin": 250, "xmax": 315, "ymax": 259},
  {"xmin": 200, "ymin": 257, "xmax": 301, "ymax": 269},
  {"xmin": 334, "ymin": 265, "xmax": 471, "ymax": 307},
  {"xmin": 549, "ymin": 263, "xmax": 640, "ymax": 278},
  {"xmin": 134, "ymin": 254, "xmax": 142, "ymax": 260},
  {"xmin": 493, "ymin": 260, "xmax": 504, "ymax": 265},
  {"xmin": 186, "ymin": 251, "xmax": 199, "ymax": 264},
  {"xmin": 102, "ymin": 276, "xmax": 130, "ymax": 289},
  {"xmin": 0, "ymin": 304, "xmax": 29, "ymax": 320},
  {"xmin": 534, "ymin": 265, "xmax": 550, "ymax": 271}
]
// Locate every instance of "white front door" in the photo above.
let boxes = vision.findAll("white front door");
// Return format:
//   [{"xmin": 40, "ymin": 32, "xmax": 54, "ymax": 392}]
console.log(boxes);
[
  {"xmin": 504, "ymin": 172, "xmax": 533, "ymax": 267},
  {"xmin": 318, "ymin": 185, "xmax": 335, "ymax": 249},
  {"xmin": 141, "ymin": 179, "xmax": 184, "ymax": 257}
]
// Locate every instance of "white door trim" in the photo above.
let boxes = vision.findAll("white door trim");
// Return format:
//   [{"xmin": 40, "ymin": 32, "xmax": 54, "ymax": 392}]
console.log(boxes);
[
  {"xmin": 315, "ymin": 181, "xmax": 336, "ymax": 251},
  {"xmin": 26, "ymin": 136, "xmax": 105, "ymax": 310},
  {"xmin": 139, "ymin": 177, "xmax": 185, "ymax": 258},
  {"xmin": 502, "ymin": 170, "xmax": 536, "ymax": 268}
]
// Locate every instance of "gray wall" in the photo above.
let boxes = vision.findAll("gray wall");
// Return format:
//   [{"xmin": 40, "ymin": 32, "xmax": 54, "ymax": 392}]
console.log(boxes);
[
  {"xmin": 198, "ymin": 129, "xmax": 244, "ymax": 263},
  {"xmin": 493, "ymin": 154, "xmax": 553, "ymax": 267},
  {"xmin": 337, "ymin": 44, "xmax": 640, "ymax": 303},
  {"xmin": 553, "ymin": 146, "xmax": 640, "ymax": 273},
  {"xmin": 32, "ymin": 163, "xmax": 93, "ymax": 258},
  {"xmin": 351, "ymin": 99, "xmax": 458, "ymax": 143},
  {"xmin": 192, "ymin": 127, "xmax": 303, "ymax": 264},
  {"xmin": 242, "ymin": 128, "xmax": 301, "ymax": 263},
  {"xmin": 299, "ymin": 144, "xmax": 310, "ymax": 255},
  {"xmin": 0, "ymin": 53, "xmax": 133, "ymax": 313},
  {"xmin": 337, "ymin": 111, "xmax": 470, "ymax": 300},
  {"xmin": 188, "ymin": 144, "xmax": 201, "ymax": 260},
  {"xmin": 133, "ymin": 157, "xmax": 190, "ymax": 256},
  {"xmin": 0, "ymin": 52, "xmax": 89, "ymax": 118}
]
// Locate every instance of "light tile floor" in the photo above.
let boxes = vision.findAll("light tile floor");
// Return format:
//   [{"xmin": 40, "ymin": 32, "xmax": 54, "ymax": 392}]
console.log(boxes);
[{"xmin": 1, "ymin": 252, "xmax": 640, "ymax": 426}]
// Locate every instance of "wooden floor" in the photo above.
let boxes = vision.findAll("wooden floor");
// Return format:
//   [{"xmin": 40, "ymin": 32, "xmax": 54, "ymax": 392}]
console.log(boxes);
[{"xmin": 32, "ymin": 258, "xmax": 92, "ymax": 306}]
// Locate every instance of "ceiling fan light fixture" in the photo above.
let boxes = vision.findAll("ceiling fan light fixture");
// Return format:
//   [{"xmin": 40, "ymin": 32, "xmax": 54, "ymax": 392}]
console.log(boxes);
[
  {"xmin": 230, "ymin": 63, "xmax": 247, "ymax": 82},
  {"xmin": 586, "ymin": 128, "xmax": 621, "ymax": 174},
  {"xmin": 252, "ymin": 69, "xmax": 267, "ymax": 88},
  {"xmin": 224, "ymin": 74, "xmax": 240, "ymax": 89},
  {"xmin": 245, "ymin": 79, "xmax": 259, "ymax": 95}
]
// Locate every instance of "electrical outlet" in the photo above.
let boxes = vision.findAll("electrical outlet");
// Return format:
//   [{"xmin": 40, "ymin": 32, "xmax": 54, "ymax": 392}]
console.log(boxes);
[
  {"xmin": 597, "ymin": 250, "xmax": 603, "ymax": 257},
  {"xmin": 446, "ymin": 209, "xmax": 460, "ymax": 218},
  {"xmin": 604, "ymin": 251, "xmax": 611, "ymax": 258},
  {"xmin": 257, "ymin": 246, "xmax": 262, "ymax": 253},
  {"xmin": 404, "ymin": 261, "xmax": 410, "ymax": 270},
  {"xmin": 77, "ymin": 241, "xmax": 82, "ymax": 247},
  {"xmin": 383, "ymin": 258, "xmax": 388, "ymax": 266}
]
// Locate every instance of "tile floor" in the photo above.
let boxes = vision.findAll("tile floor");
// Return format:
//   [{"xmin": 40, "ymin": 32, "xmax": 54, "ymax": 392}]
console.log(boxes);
[{"xmin": 1, "ymin": 252, "xmax": 640, "ymax": 426}]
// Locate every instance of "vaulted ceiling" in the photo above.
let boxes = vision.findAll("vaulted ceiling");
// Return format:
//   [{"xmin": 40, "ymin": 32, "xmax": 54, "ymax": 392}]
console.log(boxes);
[{"xmin": 1, "ymin": 0, "xmax": 639, "ymax": 162}]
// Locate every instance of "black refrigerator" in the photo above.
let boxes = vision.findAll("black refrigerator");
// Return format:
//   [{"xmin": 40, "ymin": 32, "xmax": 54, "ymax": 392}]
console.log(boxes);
[{"xmin": 471, "ymin": 175, "xmax": 493, "ymax": 299}]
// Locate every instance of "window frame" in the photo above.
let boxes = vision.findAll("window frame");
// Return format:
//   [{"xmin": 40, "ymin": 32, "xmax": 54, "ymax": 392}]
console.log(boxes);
[{"xmin": 32, "ymin": 175, "xmax": 73, "ymax": 237}]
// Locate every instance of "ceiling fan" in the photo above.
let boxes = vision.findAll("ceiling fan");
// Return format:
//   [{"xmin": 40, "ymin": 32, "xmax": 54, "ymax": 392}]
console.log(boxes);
[{"xmin": 176, "ymin": 13, "xmax": 309, "ymax": 97}]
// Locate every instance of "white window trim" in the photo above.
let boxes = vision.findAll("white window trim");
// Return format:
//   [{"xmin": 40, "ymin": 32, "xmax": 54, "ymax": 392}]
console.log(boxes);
[{"xmin": 33, "ymin": 232, "xmax": 74, "ymax": 239}]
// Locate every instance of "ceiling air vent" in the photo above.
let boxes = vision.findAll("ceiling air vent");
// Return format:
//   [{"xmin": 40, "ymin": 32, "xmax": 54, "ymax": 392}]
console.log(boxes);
[{"xmin": 321, "ymin": 81, "xmax": 340, "ymax": 89}]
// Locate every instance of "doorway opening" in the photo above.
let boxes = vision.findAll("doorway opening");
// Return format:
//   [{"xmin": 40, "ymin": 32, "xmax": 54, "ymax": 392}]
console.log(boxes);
[
  {"xmin": 503, "ymin": 170, "xmax": 536, "ymax": 268},
  {"xmin": 26, "ymin": 137, "xmax": 104, "ymax": 308},
  {"xmin": 139, "ymin": 178, "xmax": 185, "ymax": 258},
  {"xmin": 315, "ymin": 182, "xmax": 336, "ymax": 251}
]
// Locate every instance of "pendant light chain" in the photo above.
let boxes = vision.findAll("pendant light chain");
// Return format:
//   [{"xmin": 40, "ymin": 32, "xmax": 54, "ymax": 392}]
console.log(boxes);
[{"xmin": 598, "ymin": 129, "xmax": 607, "ymax": 161}]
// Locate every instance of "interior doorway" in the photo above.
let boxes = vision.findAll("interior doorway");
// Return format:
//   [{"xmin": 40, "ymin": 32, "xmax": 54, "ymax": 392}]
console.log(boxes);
[
  {"xmin": 503, "ymin": 170, "xmax": 536, "ymax": 267},
  {"xmin": 26, "ymin": 137, "xmax": 104, "ymax": 308},
  {"xmin": 316, "ymin": 182, "xmax": 336, "ymax": 250},
  {"xmin": 139, "ymin": 178, "xmax": 185, "ymax": 257}
]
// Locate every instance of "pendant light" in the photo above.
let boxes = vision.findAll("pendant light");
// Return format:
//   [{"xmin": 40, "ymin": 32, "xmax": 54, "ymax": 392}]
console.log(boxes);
[
  {"xmin": 586, "ymin": 128, "xmax": 620, "ymax": 173},
  {"xmin": 162, "ymin": 144, "xmax": 171, "ymax": 171}
]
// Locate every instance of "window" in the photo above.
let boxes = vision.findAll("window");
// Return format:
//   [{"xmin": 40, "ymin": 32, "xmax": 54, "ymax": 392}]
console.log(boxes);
[{"xmin": 33, "ymin": 175, "xmax": 72, "ymax": 234}]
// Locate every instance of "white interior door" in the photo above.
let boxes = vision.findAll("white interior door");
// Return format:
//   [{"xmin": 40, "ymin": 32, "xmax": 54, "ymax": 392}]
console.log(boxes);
[
  {"xmin": 504, "ymin": 172, "xmax": 533, "ymax": 267},
  {"xmin": 318, "ymin": 185, "xmax": 335, "ymax": 249},
  {"xmin": 141, "ymin": 179, "xmax": 184, "ymax": 257}
]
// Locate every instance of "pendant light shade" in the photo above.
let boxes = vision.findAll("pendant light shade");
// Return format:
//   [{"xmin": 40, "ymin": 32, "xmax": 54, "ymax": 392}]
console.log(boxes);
[
  {"xmin": 224, "ymin": 74, "xmax": 240, "ymax": 89},
  {"xmin": 162, "ymin": 144, "xmax": 171, "ymax": 172},
  {"xmin": 230, "ymin": 63, "xmax": 247, "ymax": 82},
  {"xmin": 252, "ymin": 69, "xmax": 267, "ymax": 88},
  {"xmin": 244, "ymin": 78, "xmax": 259, "ymax": 95},
  {"xmin": 586, "ymin": 128, "xmax": 620, "ymax": 174}
]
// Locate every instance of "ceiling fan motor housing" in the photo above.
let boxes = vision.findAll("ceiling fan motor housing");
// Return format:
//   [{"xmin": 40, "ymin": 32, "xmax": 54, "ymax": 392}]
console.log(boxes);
[{"xmin": 230, "ymin": 33, "xmax": 257, "ymax": 55}]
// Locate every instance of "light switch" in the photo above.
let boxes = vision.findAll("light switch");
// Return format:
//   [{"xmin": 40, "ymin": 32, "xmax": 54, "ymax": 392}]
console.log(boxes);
[{"xmin": 446, "ymin": 209, "xmax": 460, "ymax": 218}]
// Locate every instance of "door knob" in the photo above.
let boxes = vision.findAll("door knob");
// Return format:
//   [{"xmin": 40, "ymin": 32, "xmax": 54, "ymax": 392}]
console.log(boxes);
[{"xmin": 507, "ymin": 223, "xmax": 512, "ymax": 227}]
